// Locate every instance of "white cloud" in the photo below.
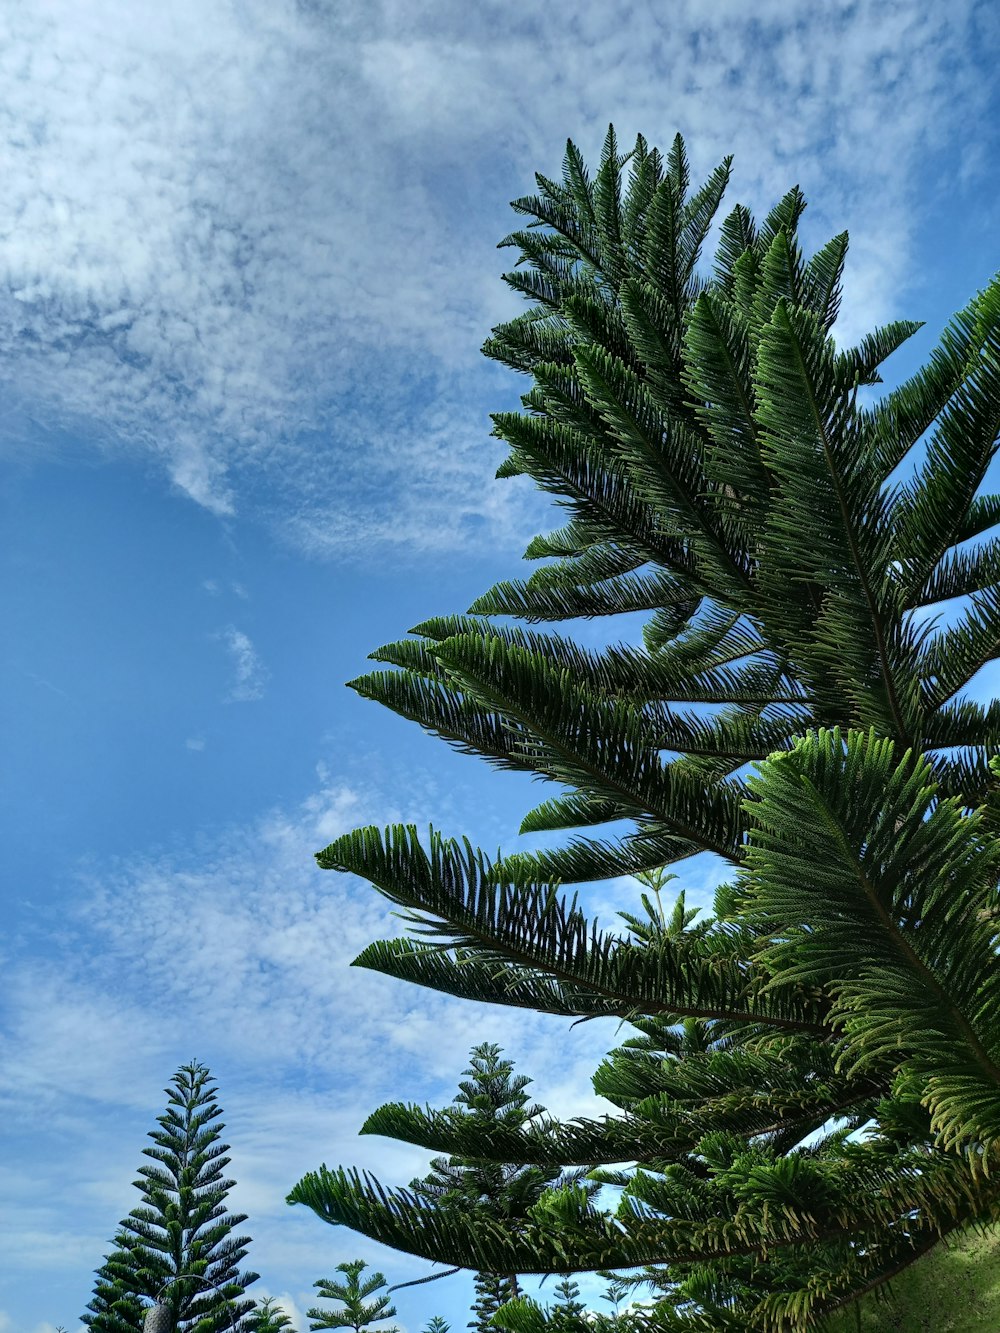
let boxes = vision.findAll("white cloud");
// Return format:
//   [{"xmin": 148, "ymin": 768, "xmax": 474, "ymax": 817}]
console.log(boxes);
[
  {"xmin": 185, "ymin": 736, "xmax": 206, "ymax": 751},
  {"xmin": 0, "ymin": 763, "xmax": 637, "ymax": 1312},
  {"xmin": 0, "ymin": 0, "xmax": 993, "ymax": 555},
  {"xmin": 16, "ymin": 666, "xmax": 70, "ymax": 699},
  {"xmin": 203, "ymin": 577, "xmax": 250, "ymax": 601},
  {"xmin": 218, "ymin": 625, "xmax": 268, "ymax": 702}
]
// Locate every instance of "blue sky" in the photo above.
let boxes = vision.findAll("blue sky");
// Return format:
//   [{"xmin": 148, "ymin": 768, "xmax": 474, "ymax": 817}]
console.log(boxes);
[{"xmin": 2, "ymin": 1, "xmax": 1000, "ymax": 1330}]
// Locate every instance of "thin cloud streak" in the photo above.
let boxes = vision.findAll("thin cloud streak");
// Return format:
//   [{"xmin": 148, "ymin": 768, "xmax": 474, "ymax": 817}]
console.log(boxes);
[{"xmin": 219, "ymin": 625, "xmax": 268, "ymax": 702}]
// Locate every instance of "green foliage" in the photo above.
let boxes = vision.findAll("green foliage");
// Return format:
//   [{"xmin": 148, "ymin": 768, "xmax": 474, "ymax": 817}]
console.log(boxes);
[
  {"xmin": 488, "ymin": 1276, "xmax": 594, "ymax": 1333},
  {"xmin": 288, "ymin": 128, "xmax": 1000, "ymax": 1328},
  {"xmin": 253, "ymin": 1297, "xmax": 297, "ymax": 1331},
  {"xmin": 400, "ymin": 1042, "xmax": 598, "ymax": 1331},
  {"xmin": 601, "ymin": 1275, "xmax": 630, "ymax": 1319},
  {"xmin": 469, "ymin": 1273, "xmax": 515, "ymax": 1333},
  {"xmin": 549, "ymin": 1277, "xmax": 586, "ymax": 1332},
  {"xmin": 83, "ymin": 1061, "xmax": 259, "ymax": 1332},
  {"xmin": 307, "ymin": 1261, "xmax": 400, "ymax": 1333}
]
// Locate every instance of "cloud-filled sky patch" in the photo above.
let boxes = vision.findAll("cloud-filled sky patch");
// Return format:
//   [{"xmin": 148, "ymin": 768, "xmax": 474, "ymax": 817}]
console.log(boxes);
[
  {"xmin": 2, "ymin": 0, "xmax": 997, "ymax": 555},
  {"xmin": 1, "ymin": 766, "xmax": 633, "ymax": 1324},
  {"xmin": 3, "ymin": 3, "xmax": 1000, "ymax": 1330}
]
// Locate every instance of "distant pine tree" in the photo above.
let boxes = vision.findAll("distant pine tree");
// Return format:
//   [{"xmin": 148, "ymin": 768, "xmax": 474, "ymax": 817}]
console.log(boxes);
[
  {"xmin": 550, "ymin": 1277, "xmax": 586, "ymax": 1332},
  {"xmin": 252, "ymin": 1296, "xmax": 297, "ymax": 1331},
  {"xmin": 399, "ymin": 1044, "xmax": 596, "ymax": 1332},
  {"xmin": 83, "ymin": 1060, "xmax": 259, "ymax": 1332},
  {"xmin": 307, "ymin": 1261, "xmax": 400, "ymax": 1333},
  {"xmin": 553, "ymin": 1278, "xmax": 584, "ymax": 1318},
  {"xmin": 468, "ymin": 1272, "xmax": 514, "ymax": 1333},
  {"xmin": 487, "ymin": 1276, "xmax": 595, "ymax": 1333}
]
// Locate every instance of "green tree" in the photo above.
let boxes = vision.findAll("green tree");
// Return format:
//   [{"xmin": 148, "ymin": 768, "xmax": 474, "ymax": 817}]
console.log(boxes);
[
  {"xmin": 307, "ymin": 1261, "xmax": 400, "ymax": 1333},
  {"xmin": 386, "ymin": 1043, "xmax": 594, "ymax": 1330},
  {"xmin": 252, "ymin": 1296, "xmax": 297, "ymax": 1331},
  {"xmin": 468, "ymin": 1275, "xmax": 512, "ymax": 1333},
  {"xmin": 550, "ymin": 1277, "xmax": 586, "ymax": 1329},
  {"xmin": 422, "ymin": 1319, "xmax": 451, "ymax": 1333},
  {"xmin": 288, "ymin": 127, "xmax": 1000, "ymax": 1328},
  {"xmin": 493, "ymin": 1275, "xmax": 592, "ymax": 1333},
  {"xmin": 600, "ymin": 1276, "xmax": 630, "ymax": 1322},
  {"xmin": 83, "ymin": 1060, "xmax": 259, "ymax": 1332}
]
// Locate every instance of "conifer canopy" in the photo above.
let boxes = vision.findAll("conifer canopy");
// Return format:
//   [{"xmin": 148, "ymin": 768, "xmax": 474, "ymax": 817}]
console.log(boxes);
[
  {"xmin": 402, "ymin": 1042, "xmax": 598, "ymax": 1329},
  {"xmin": 84, "ymin": 1060, "xmax": 259, "ymax": 1332},
  {"xmin": 308, "ymin": 1260, "xmax": 400, "ymax": 1333},
  {"xmin": 288, "ymin": 128, "xmax": 1000, "ymax": 1329}
]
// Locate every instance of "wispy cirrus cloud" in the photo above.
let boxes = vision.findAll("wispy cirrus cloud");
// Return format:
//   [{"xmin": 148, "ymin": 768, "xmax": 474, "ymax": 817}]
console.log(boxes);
[
  {"xmin": 0, "ymin": 0, "xmax": 995, "ymax": 555},
  {"xmin": 218, "ymin": 625, "xmax": 268, "ymax": 702}
]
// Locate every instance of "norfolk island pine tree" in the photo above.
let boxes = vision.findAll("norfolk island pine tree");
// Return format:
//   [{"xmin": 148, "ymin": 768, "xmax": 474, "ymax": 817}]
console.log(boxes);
[
  {"xmin": 401, "ymin": 1042, "xmax": 599, "ymax": 1330},
  {"xmin": 307, "ymin": 1260, "xmax": 399, "ymax": 1333},
  {"xmin": 83, "ymin": 1061, "xmax": 259, "ymax": 1332},
  {"xmin": 285, "ymin": 127, "xmax": 1000, "ymax": 1329},
  {"xmin": 254, "ymin": 1296, "xmax": 299, "ymax": 1332}
]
